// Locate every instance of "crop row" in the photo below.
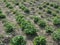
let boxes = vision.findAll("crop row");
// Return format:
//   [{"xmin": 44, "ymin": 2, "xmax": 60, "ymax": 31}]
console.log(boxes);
[
  {"xmin": 10, "ymin": 28, "xmax": 60, "ymax": 45},
  {"xmin": 2, "ymin": 1, "xmax": 60, "ymax": 45},
  {"xmin": 39, "ymin": 2, "xmax": 60, "ymax": 16},
  {"xmin": 0, "ymin": 9, "xmax": 15, "ymax": 33},
  {"xmin": 4, "ymin": 0, "xmax": 13, "ymax": 9},
  {"xmin": 33, "ymin": 16, "xmax": 46, "ymax": 27},
  {"xmin": 16, "ymin": 13, "xmax": 37, "ymax": 35}
]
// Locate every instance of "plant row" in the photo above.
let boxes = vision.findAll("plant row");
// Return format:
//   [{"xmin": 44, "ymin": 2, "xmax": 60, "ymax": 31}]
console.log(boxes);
[
  {"xmin": 10, "ymin": 28, "xmax": 60, "ymax": 45},
  {"xmin": 33, "ymin": 16, "xmax": 46, "ymax": 27},
  {"xmin": 4, "ymin": 1, "xmax": 13, "ymax": 9},
  {"xmin": 4, "ymin": 0, "xmax": 30, "ymax": 14},
  {"xmin": 19, "ymin": 4, "xmax": 30, "ymax": 13},
  {"xmin": 16, "ymin": 13, "xmax": 37, "ymax": 35},
  {"xmin": 33, "ymin": 15, "xmax": 60, "ymax": 26},
  {"xmin": 0, "ymin": 8, "xmax": 14, "ymax": 33},
  {"xmin": 33, "ymin": 16, "xmax": 60, "ymax": 34},
  {"xmin": 43, "ymin": 2, "xmax": 60, "ymax": 9},
  {"xmin": 10, "ymin": 35, "xmax": 46, "ymax": 45}
]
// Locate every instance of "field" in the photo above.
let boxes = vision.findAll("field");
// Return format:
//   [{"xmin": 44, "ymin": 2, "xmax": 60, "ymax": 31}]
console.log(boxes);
[{"xmin": 0, "ymin": 0, "xmax": 60, "ymax": 45}]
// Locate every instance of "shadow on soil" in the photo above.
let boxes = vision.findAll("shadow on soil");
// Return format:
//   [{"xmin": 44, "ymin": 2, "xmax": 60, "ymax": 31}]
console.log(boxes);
[{"xmin": 26, "ymin": 33, "xmax": 38, "ymax": 41}]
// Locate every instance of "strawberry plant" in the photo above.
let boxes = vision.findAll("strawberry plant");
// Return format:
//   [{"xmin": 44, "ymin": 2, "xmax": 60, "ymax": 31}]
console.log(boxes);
[
  {"xmin": 33, "ymin": 36, "xmax": 46, "ymax": 45},
  {"xmin": 33, "ymin": 16, "xmax": 40, "ymax": 23},
  {"xmin": 53, "ymin": 16, "xmax": 60, "ymax": 25},
  {"xmin": 4, "ymin": 22, "xmax": 14, "ymax": 33},
  {"xmin": 38, "ymin": 20, "xmax": 46, "ymax": 27},
  {"xmin": 19, "ymin": 4, "xmax": 30, "ymax": 13},
  {"xmin": 16, "ymin": 14, "xmax": 37, "ymax": 35},
  {"xmin": 33, "ymin": 16, "xmax": 46, "ymax": 27},
  {"xmin": 6, "ymin": 2, "xmax": 13, "ymax": 9},
  {"xmin": 46, "ymin": 9, "xmax": 52, "ymax": 14},
  {"xmin": 10, "ymin": 35, "xmax": 26, "ymax": 45},
  {"xmin": 52, "ymin": 29, "xmax": 60, "ymax": 41}
]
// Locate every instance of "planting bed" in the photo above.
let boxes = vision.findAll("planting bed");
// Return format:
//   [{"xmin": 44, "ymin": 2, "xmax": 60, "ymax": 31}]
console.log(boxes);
[{"xmin": 0, "ymin": 0, "xmax": 60, "ymax": 45}]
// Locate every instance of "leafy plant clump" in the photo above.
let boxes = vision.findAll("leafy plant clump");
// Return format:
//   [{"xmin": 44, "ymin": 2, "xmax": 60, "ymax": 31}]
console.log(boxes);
[
  {"xmin": 33, "ymin": 36, "xmax": 46, "ymax": 45},
  {"xmin": 38, "ymin": 20, "xmax": 46, "ymax": 27},
  {"xmin": 15, "ymin": 2, "xmax": 19, "ymax": 5},
  {"xmin": 45, "ymin": 26, "xmax": 54, "ymax": 34},
  {"xmin": 46, "ymin": 9, "xmax": 52, "ymax": 14},
  {"xmin": 16, "ymin": 14, "xmax": 37, "ymax": 35},
  {"xmin": 50, "ymin": 3, "xmax": 54, "ymax": 7},
  {"xmin": 53, "ymin": 4, "xmax": 59, "ymax": 9},
  {"xmin": 46, "ymin": 2, "xmax": 49, "ymax": 5},
  {"xmin": 52, "ymin": 29, "xmax": 60, "ymax": 41},
  {"xmin": 53, "ymin": 16, "xmax": 60, "ymax": 25},
  {"xmin": 4, "ymin": 22, "xmax": 14, "ymax": 33},
  {"xmin": 0, "ymin": 14, "xmax": 6, "ymax": 19},
  {"xmin": 33, "ymin": 16, "xmax": 40, "ymax": 23},
  {"xmin": 0, "ymin": 10, "xmax": 6, "ymax": 19},
  {"xmin": 39, "ymin": 6, "xmax": 43, "ymax": 10},
  {"xmin": 10, "ymin": 35, "xmax": 26, "ymax": 45},
  {"xmin": 19, "ymin": 4, "xmax": 30, "ymax": 13},
  {"xmin": 43, "ymin": 5, "xmax": 47, "ymax": 8},
  {"xmin": 33, "ymin": 16, "xmax": 46, "ymax": 27},
  {"xmin": 6, "ymin": 2, "xmax": 13, "ymax": 9},
  {"xmin": 52, "ymin": 12, "xmax": 57, "ymax": 16},
  {"xmin": 50, "ymin": 3, "xmax": 59, "ymax": 9},
  {"xmin": 3, "ymin": 0, "xmax": 7, "ymax": 2}
]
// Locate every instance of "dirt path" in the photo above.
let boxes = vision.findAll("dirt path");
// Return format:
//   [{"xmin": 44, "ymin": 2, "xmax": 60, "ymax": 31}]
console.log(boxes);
[{"xmin": 0, "ymin": 21, "xmax": 5, "ymax": 35}]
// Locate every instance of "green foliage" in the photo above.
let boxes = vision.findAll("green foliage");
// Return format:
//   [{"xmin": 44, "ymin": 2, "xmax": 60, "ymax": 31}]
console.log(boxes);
[
  {"xmin": 0, "ymin": 14, "xmax": 6, "ymax": 19},
  {"xmin": 4, "ymin": 0, "xmax": 7, "ymax": 2},
  {"xmin": 8, "ymin": 6, "xmax": 13, "ymax": 9},
  {"xmin": 46, "ymin": 9, "xmax": 52, "ymax": 14},
  {"xmin": 38, "ymin": 20, "xmax": 46, "ymax": 27},
  {"xmin": 24, "ymin": 9, "xmax": 30, "ymax": 14},
  {"xmin": 58, "ymin": 7, "xmax": 60, "ymax": 10},
  {"xmin": 0, "ymin": 35, "xmax": 4, "ymax": 39},
  {"xmin": 4, "ymin": 22, "xmax": 14, "ymax": 33},
  {"xmin": 39, "ymin": 6, "xmax": 43, "ymax": 10},
  {"xmin": 52, "ymin": 12, "xmax": 57, "ymax": 16},
  {"xmin": 10, "ymin": 35, "xmax": 26, "ymax": 45},
  {"xmin": 0, "ymin": 10, "xmax": 5, "ymax": 19},
  {"xmin": 16, "ymin": 14, "xmax": 37, "ymax": 35},
  {"xmin": 33, "ymin": 16, "xmax": 40, "ymax": 23},
  {"xmin": 33, "ymin": 36, "xmax": 46, "ymax": 45},
  {"xmin": 15, "ymin": 2, "xmax": 19, "ymax": 5},
  {"xmin": 24, "ymin": 25, "xmax": 37, "ymax": 35},
  {"xmin": 52, "ymin": 29, "xmax": 60, "ymax": 41},
  {"xmin": 0, "ymin": 10, "xmax": 2, "ymax": 13},
  {"xmin": 33, "ymin": 16, "xmax": 46, "ymax": 27},
  {"xmin": 50, "ymin": 3, "xmax": 59, "ymax": 9},
  {"xmin": 45, "ymin": 26, "xmax": 54, "ymax": 33},
  {"xmin": 53, "ymin": 16, "xmax": 60, "ymax": 25},
  {"xmin": 6, "ymin": 2, "xmax": 13, "ymax": 9},
  {"xmin": 50, "ymin": 3, "xmax": 54, "ymax": 7},
  {"xmin": 46, "ymin": 2, "xmax": 49, "ymax": 5},
  {"xmin": 20, "ymin": 4, "xmax": 30, "ymax": 13},
  {"xmin": 6, "ymin": 3, "xmax": 10, "ymax": 7},
  {"xmin": 43, "ymin": 5, "xmax": 47, "ymax": 8},
  {"xmin": 56, "ymin": 10, "xmax": 59, "ymax": 13},
  {"xmin": 53, "ymin": 4, "xmax": 59, "ymax": 9}
]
